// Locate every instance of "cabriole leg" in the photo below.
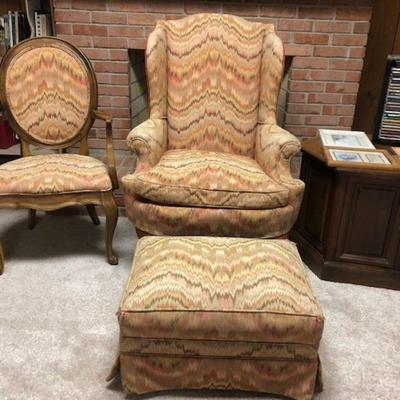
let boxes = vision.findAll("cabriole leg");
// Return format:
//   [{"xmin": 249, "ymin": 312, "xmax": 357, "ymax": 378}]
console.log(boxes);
[
  {"xmin": 86, "ymin": 204, "xmax": 100, "ymax": 225},
  {"xmin": 102, "ymin": 192, "xmax": 118, "ymax": 265}
]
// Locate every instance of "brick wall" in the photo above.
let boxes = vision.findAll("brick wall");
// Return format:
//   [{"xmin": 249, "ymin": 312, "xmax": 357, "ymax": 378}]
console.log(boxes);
[{"xmin": 53, "ymin": 0, "xmax": 372, "ymax": 163}]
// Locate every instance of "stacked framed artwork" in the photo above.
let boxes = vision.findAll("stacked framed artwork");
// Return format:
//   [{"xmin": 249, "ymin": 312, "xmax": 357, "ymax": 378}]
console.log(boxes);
[{"xmin": 318, "ymin": 129, "xmax": 397, "ymax": 170}]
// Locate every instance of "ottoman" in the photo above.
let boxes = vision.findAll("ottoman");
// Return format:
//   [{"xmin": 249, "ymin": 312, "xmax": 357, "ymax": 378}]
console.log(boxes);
[{"xmin": 108, "ymin": 236, "xmax": 324, "ymax": 400}]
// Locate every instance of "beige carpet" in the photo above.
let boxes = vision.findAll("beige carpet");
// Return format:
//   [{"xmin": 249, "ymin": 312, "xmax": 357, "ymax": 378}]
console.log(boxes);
[{"xmin": 0, "ymin": 209, "xmax": 399, "ymax": 400}]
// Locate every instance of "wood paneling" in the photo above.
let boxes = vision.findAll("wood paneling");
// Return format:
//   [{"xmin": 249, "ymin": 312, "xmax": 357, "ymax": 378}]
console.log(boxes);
[
  {"xmin": 353, "ymin": 0, "xmax": 400, "ymax": 137},
  {"xmin": 337, "ymin": 181, "xmax": 399, "ymax": 267},
  {"xmin": 298, "ymin": 155, "xmax": 331, "ymax": 249}
]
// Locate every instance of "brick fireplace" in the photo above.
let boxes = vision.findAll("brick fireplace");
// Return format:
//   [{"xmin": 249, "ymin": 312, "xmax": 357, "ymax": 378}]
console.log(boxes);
[{"xmin": 52, "ymin": 0, "xmax": 372, "ymax": 207}]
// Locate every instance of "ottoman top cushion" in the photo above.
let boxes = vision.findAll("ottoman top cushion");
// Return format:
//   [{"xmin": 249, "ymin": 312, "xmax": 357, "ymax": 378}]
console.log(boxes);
[{"xmin": 119, "ymin": 237, "xmax": 324, "ymax": 345}]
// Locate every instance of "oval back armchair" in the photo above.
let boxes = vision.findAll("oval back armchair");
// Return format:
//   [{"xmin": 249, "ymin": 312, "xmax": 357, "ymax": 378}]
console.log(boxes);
[{"xmin": 0, "ymin": 37, "xmax": 119, "ymax": 273}]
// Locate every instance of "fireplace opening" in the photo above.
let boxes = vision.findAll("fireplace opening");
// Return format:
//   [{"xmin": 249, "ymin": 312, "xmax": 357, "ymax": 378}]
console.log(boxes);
[
  {"xmin": 128, "ymin": 49, "xmax": 149, "ymax": 129},
  {"xmin": 277, "ymin": 56, "xmax": 294, "ymax": 127}
]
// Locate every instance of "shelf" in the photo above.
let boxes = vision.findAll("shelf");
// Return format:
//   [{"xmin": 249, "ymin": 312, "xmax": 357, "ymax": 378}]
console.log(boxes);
[{"xmin": 0, "ymin": 1, "xmax": 25, "ymax": 15}]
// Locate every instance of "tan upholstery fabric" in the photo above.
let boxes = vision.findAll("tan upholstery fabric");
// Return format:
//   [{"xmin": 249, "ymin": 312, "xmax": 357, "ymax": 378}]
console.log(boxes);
[
  {"xmin": 123, "ymin": 14, "xmax": 304, "ymax": 237},
  {"xmin": 0, "ymin": 154, "xmax": 112, "ymax": 195},
  {"xmin": 123, "ymin": 191, "xmax": 293, "ymax": 238},
  {"xmin": 163, "ymin": 15, "xmax": 269, "ymax": 156},
  {"xmin": 122, "ymin": 149, "xmax": 289, "ymax": 209},
  {"xmin": 112, "ymin": 236, "xmax": 325, "ymax": 400},
  {"xmin": 126, "ymin": 118, "xmax": 167, "ymax": 171},
  {"xmin": 5, "ymin": 45, "xmax": 91, "ymax": 145},
  {"xmin": 255, "ymin": 124, "xmax": 305, "ymax": 224}
]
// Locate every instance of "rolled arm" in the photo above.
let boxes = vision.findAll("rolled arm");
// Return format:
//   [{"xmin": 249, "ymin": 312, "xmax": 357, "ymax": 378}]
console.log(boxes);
[
  {"xmin": 93, "ymin": 109, "xmax": 118, "ymax": 190},
  {"xmin": 126, "ymin": 118, "xmax": 167, "ymax": 171},
  {"xmin": 255, "ymin": 124, "xmax": 305, "ymax": 224}
]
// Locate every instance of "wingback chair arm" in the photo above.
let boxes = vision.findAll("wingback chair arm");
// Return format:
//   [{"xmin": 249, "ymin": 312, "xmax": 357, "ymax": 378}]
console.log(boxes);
[
  {"xmin": 93, "ymin": 109, "xmax": 118, "ymax": 190},
  {"xmin": 255, "ymin": 124, "xmax": 305, "ymax": 224},
  {"xmin": 126, "ymin": 118, "xmax": 167, "ymax": 171}
]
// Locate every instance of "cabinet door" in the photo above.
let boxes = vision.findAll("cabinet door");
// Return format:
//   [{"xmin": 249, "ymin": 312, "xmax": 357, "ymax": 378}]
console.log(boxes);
[{"xmin": 335, "ymin": 175, "xmax": 400, "ymax": 269}]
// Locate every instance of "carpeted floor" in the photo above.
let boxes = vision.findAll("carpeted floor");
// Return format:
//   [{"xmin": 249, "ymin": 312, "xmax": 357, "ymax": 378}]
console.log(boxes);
[{"xmin": 0, "ymin": 209, "xmax": 399, "ymax": 400}]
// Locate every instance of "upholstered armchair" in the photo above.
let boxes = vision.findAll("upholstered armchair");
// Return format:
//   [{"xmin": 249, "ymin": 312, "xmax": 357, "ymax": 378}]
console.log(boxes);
[
  {"xmin": 0, "ymin": 37, "xmax": 119, "ymax": 274},
  {"xmin": 122, "ymin": 14, "xmax": 304, "ymax": 238}
]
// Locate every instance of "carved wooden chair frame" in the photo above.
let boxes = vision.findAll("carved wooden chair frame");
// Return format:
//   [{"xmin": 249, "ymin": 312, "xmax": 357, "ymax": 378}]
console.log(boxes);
[{"xmin": 0, "ymin": 37, "xmax": 119, "ymax": 274}]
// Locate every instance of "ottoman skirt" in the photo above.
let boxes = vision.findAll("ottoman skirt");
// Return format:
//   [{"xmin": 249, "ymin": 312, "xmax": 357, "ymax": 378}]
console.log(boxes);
[{"xmin": 108, "ymin": 237, "xmax": 325, "ymax": 400}]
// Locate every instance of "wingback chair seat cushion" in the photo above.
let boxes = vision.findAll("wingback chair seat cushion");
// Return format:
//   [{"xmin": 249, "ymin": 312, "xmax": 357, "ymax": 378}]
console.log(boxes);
[
  {"xmin": 122, "ymin": 149, "xmax": 289, "ymax": 209},
  {"xmin": 0, "ymin": 154, "xmax": 112, "ymax": 195}
]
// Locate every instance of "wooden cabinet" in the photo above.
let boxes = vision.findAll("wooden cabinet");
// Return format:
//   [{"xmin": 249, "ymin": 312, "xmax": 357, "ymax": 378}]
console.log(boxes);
[{"xmin": 291, "ymin": 139, "xmax": 400, "ymax": 290}]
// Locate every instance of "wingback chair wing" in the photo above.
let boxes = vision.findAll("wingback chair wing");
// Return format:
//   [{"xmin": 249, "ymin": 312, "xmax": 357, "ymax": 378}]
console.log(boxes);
[
  {"xmin": 122, "ymin": 14, "xmax": 304, "ymax": 238},
  {"xmin": 0, "ymin": 37, "xmax": 119, "ymax": 274}
]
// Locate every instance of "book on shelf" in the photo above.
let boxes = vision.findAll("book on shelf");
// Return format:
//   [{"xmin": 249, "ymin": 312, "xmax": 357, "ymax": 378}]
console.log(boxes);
[
  {"xmin": 0, "ymin": 29, "xmax": 5, "ymax": 58},
  {"xmin": 374, "ymin": 56, "xmax": 400, "ymax": 146},
  {"xmin": 0, "ymin": 15, "xmax": 8, "ymax": 50},
  {"xmin": 8, "ymin": 10, "xmax": 13, "ymax": 47},
  {"xmin": 0, "ymin": 11, "xmax": 30, "ymax": 51}
]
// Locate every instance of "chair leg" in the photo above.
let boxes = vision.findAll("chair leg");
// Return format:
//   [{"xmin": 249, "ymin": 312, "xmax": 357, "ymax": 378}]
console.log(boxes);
[
  {"xmin": 0, "ymin": 241, "xmax": 4, "ymax": 275},
  {"xmin": 102, "ymin": 192, "xmax": 118, "ymax": 265},
  {"xmin": 86, "ymin": 205, "xmax": 100, "ymax": 225},
  {"xmin": 28, "ymin": 209, "xmax": 36, "ymax": 230}
]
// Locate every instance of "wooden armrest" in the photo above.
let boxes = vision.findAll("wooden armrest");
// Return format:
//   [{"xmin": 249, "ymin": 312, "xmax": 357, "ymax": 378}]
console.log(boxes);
[
  {"xmin": 93, "ymin": 109, "xmax": 118, "ymax": 190},
  {"xmin": 93, "ymin": 109, "xmax": 112, "ymax": 124}
]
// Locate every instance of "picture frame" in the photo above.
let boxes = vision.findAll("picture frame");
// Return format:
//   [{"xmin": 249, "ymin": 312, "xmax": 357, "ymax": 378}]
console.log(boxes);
[
  {"xmin": 319, "ymin": 129, "xmax": 375, "ymax": 149},
  {"xmin": 323, "ymin": 147, "xmax": 398, "ymax": 170},
  {"xmin": 391, "ymin": 146, "xmax": 400, "ymax": 157}
]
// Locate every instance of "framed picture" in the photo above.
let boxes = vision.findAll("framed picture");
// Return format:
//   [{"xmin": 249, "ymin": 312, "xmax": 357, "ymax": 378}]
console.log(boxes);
[
  {"xmin": 391, "ymin": 146, "xmax": 400, "ymax": 157},
  {"xmin": 319, "ymin": 129, "xmax": 375, "ymax": 149},
  {"xmin": 323, "ymin": 147, "xmax": 397, "ymax": 170}
]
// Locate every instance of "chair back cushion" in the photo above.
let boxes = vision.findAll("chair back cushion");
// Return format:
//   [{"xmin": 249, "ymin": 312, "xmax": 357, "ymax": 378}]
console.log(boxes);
[
  {"xmin": 147, "ymin": 14, "xmax": 283, "ymax": 157},
  {"xmin": 0, "ymin": 38, "xmax": 96, "ymax": 146}
]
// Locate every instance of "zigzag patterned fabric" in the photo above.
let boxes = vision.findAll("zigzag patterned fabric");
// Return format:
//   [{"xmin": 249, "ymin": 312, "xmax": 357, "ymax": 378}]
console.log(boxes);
[
  {"xmin": 121, "ymin": 237, "xmax": 323, "ymax": 322},
  {"xmin": 113, "ymin": 237, "xmax": 324, "ymax": 400},
  {"xmin": 0, "ymin": 154, "xmax": 112, "ymax": 195},
  {"xmin": 147, "ymin": 14, "xmax": 283, "ymax": 156},
  {"xmin": 124, "ymin": 190, "xmax": 294, "ymax": 238},
  {"xmin": 123, "ymin": 149, "xmax": 289, "ymax": 209},
  {"xmin": 5, "ymin": 45, "xmax": 91, "ymax": 145},
  {"xmin": 124, "ymin": 14, "xmax": 303, "ymax": 238}
]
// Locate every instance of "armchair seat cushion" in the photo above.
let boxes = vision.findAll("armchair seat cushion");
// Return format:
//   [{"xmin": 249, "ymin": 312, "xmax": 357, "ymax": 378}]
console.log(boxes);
[
  {"xmin": 122, "ymin": 149, "xmax": 289, "ymax": 209},
  {"xmin": 0, "ymin": 154, "xmax": 112, "ymax": 195}
]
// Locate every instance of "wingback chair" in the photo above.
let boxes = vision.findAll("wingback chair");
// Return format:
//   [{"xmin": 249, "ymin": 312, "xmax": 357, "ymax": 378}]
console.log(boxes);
[
  {"xmin": 0, "ymin": 37, "xmax": 119, "ymax": 274},
  {"xmin": 122, "ymin": 14, "xmax": 305, "ymax": 238}
]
